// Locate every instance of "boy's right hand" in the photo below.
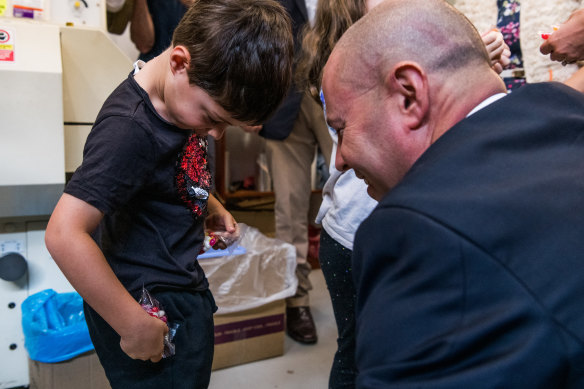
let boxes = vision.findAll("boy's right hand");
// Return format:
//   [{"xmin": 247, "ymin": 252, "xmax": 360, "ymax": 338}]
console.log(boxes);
[{"xmin": 119, "ymin": 310, "xmax": 169, "ymax": 362}]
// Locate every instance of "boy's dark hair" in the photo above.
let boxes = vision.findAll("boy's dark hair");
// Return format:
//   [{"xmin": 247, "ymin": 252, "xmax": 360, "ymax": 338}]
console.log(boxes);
[{"xmin": 173, "ymin": 0, "xmax": 293, "ymax": 125}]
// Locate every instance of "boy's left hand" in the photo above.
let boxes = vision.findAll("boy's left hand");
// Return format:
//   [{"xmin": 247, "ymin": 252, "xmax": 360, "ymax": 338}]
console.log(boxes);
[{"xmin": 205, "ymin": 208, "xmax": 240, "ymax": 246}]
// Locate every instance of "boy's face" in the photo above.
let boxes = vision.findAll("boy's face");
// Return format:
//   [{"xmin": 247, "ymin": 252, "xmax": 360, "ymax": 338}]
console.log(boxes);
[
  {"xmin": 162, "ymin": 47, "xmax": 253, "ymax": 139},
  {"xmin": 164, "ymin": 75, "xmax": 246, "ymax": 139}
]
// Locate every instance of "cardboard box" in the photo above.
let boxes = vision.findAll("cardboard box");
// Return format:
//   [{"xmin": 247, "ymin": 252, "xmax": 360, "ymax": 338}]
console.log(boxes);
[
  {"xmin": 212, "ymin": 299, "xmax": 285, "ymax": 370},
  {"xmin": 26, "ymin": 300, "xmax": 285, "ymax": 386},
  {"xmin": 28, "ymin": 350, "xmax": 110, "ymax": 389}
]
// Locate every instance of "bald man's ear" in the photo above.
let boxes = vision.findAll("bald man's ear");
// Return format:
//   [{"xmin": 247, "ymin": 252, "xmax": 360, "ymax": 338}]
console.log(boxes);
[{"xmin": 386, "ymin": 62, "xmax": 428, "ymax": 130}]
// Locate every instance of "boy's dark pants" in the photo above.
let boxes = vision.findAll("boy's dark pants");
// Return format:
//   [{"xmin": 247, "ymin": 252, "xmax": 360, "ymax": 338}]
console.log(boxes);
[{"xmin": 84, "ymin": 289, "xmax": 216, "ymax": 389}]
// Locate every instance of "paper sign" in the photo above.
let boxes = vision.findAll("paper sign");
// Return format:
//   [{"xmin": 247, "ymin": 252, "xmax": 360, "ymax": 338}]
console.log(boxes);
[
  {"xmin": 0, "ymin": 27, "xmax": 14, "ymax": 62},
  {"xmin": 0, "ymin": 0, "xmax": 8, "ymax": 17}
]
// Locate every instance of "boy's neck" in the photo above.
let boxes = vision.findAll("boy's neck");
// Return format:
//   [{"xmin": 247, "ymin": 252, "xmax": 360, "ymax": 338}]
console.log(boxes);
[{"xmin": 134, "ymin": 49, "xmax": 171, "ymax": 122}]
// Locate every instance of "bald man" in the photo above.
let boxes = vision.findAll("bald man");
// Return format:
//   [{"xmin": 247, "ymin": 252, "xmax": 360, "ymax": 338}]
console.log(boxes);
[{"xmin": 322, "ymin": 0, "xmax": 584, "ymax": 387}]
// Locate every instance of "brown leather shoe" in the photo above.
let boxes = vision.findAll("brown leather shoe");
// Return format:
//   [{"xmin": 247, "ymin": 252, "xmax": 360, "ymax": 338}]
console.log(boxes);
[{"xmin": 286, "ymin": 306, "xmax": 318, "ymax": 344}]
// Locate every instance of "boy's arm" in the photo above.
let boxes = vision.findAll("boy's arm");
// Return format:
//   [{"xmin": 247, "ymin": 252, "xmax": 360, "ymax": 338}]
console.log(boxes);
[
  {"xmin": 45, "ymin": 193, "xmax": 168, "ymax": 362},
  {"xmin": 205, "ymin": 193, "xmax": 239, "ymax": 236}
]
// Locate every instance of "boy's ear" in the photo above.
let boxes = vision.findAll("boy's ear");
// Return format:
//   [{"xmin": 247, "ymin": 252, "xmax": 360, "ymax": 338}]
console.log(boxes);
[
  {"xmin": 385, "ymin": 62, "xmax": 429, "ymax": 130},
  {"xmin": 169, "ymin": 45, "xmax": 192, "ymax": 74}
]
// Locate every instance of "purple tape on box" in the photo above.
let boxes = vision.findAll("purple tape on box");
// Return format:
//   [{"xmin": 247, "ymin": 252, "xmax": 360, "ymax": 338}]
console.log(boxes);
[{"xmin": 214, "ymin": 314, "xmax": 285, "ymax": 344}]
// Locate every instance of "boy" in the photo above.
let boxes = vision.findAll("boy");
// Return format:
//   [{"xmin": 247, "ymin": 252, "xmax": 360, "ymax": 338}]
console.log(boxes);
[{"xmin": 44, "ymin": 0, "xmax": 293, "ymax": 387}]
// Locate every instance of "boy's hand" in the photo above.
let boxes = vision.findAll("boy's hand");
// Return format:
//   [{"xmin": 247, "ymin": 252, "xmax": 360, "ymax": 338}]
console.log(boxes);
[
  {"xmin": 205, "ymin": 209, "xmax": 240, "ymax": 250},
  {"xmin": 120, "ymin": 310, "xmax": 169, "ymax": 362},
  {"xmin": 205, "ymin": 209, "xmax": 240, "ymax": 243}
]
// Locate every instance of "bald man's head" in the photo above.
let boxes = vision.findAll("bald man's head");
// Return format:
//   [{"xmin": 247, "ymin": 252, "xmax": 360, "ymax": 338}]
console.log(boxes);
[
  {"xmin": 321, "ymin": 0, "xmax": 506, "ymax": 199},
  {"xmin": 330, "ymin": 0, "xmax": 492, "ymax": 92}
]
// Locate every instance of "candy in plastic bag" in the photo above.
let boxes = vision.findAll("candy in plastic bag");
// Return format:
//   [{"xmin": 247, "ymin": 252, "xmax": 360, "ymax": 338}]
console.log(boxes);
[
  {"xmin": 200, "ymin": 227, "xmax": 246, "ymax": 255},
  {"xmin": 138, "ymin": 287, "xmax": 178, "ymax": 358}
]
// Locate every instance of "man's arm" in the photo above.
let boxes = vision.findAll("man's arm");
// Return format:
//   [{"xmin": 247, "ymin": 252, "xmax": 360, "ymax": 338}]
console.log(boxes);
[
  {"xmin": 45, "ymin": 193, "xmax": 168, "ymax": 362},
  {"xmin": 565, "ymin": 66, "xmax": 584, "ymax": 92},
  {"xmin": 130, "ymin": 0, "xmax": 155, "ymax": 54}
]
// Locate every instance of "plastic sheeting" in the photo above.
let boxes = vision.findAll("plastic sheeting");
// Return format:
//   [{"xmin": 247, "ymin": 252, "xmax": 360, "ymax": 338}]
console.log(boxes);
[{"xmin": 199, "ymin": 223, "xmax": 298, "ymax": 314}]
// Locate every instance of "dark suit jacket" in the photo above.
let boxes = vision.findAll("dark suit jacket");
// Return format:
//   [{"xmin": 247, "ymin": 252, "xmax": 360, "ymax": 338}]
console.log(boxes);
[
  {"xmin": 259, "ymin": 0, "xmax": 308, "ymax": 140},
  {"xmin": 353, "ymin": 82, "xmax": 584, "ymax": 388}
]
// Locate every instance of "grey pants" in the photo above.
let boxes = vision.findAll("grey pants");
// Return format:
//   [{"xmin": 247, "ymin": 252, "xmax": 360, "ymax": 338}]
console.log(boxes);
[{"xmin": 266, "ymin": 93, "xmax": 332, "ymax": 307}]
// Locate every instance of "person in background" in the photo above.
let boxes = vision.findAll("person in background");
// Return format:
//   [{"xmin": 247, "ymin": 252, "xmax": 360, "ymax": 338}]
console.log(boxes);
[
  {"xmin": 322, "ymin": 0, "xmax": 584, "ymax": 386},
  {"xmin": 540, "ymin": 7, "xmax": 584, "ymax": 64},
  {"xmin": 450, "ymin": 0, "xmax": 582, "ymax": 90},
  {"xmin": 44, "ymin": 1, "xmax": 293, "ymax": 388},
  {"xmin": 130, "ymin": 0, "xmax": 190, "ymax": 63},
  {"xmin": 243, "ymin": 0, "xmax": 332, "ymax": 345},
  {"xmin": 295, "ymin": 0, "xmax": 510, "ymax": 387}
]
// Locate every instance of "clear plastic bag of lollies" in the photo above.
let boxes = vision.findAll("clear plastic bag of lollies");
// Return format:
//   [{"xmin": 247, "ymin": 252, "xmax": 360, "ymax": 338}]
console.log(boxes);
[{"xmin": 138, "ymin": 287, "xmax": 179, "ymax": 358}]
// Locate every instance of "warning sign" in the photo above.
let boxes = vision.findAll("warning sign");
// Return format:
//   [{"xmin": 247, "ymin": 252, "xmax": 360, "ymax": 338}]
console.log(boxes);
[{"xmin": 0, "ymin": 28, "xmax": 14, "ymax": 62}]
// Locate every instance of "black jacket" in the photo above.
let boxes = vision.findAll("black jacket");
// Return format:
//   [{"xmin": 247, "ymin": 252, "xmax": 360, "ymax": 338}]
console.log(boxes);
[
  {"xmin": 354, "ymin": 82, "xmax": 584, "ymax": 388},
  {"xmin": 259, "ymin": 0, "xmax": 308, "ymax": 140}
]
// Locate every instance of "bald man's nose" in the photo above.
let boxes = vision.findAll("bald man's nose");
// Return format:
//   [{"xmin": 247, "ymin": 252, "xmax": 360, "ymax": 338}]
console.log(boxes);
[{"xmin": 335, "ymin": 147, "xmax": 349, "ymax": 172}]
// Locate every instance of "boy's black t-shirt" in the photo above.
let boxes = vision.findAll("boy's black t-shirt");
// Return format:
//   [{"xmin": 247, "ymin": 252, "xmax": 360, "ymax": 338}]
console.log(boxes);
[{"xmin": 66, "ymin": 73, "xmax": 211, "ymax": 295}]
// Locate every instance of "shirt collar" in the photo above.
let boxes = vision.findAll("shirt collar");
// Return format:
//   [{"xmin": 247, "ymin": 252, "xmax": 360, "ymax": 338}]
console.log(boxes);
[{"xmin": 466, "ymin": 92, "xmax": 507, "ymax": 117}]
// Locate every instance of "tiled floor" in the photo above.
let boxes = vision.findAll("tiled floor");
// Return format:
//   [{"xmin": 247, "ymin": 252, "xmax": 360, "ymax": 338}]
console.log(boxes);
[{"xmin": 209, "ymin": 269, "xmax": 337, "ymax": 388}]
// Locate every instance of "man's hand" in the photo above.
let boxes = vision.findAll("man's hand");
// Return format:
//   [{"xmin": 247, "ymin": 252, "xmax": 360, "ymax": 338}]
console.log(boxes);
[
  {"xmin": 481, "ymin": 29, "xmax": 511, "ymax": 74},
  {"xmin": 120, "ymin": 310, "xmax": 169, "ymax": 362},
  {"xmin": 540, "ymin": 8, "xmax": 584, "ymax": 64}
]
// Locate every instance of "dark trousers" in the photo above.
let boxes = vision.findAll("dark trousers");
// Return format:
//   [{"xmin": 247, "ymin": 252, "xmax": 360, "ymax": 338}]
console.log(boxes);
[
  {"xmin": 84, "ymin": 289, "xmax": 216, "ymax": 389},
  {"xmin": 319, "ymin": 228, "xmax": 358, "ymax": 388}
]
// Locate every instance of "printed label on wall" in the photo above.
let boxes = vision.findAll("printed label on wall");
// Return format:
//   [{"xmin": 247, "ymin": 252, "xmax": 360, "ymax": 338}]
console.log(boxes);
[
  {"xmin": 0, "ymin": 0, "xmax": 8, "ymax": 17},
  {"xmin": 12, "ymin": 0, "xmax": 45, "ymax": 20},
  {"xmin": 0, "ymin": 27, "xmax": 14, "ymax": 61}
]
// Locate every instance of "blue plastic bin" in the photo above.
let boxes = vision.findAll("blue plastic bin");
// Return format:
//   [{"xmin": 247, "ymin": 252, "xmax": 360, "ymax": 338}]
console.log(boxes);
[{"xmin": 22, "ymin": 289, "xmax": 94, "ymax": 363}]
